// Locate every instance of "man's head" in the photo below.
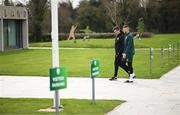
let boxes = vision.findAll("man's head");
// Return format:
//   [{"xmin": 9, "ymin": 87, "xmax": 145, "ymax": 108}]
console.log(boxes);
[
  {"xmin": 113, "ymin": 26, "xmax": 121, "ymax": 35},
  {"xmin": 123, "ymin": 25, "xmax": 130, "ymax": 33}
]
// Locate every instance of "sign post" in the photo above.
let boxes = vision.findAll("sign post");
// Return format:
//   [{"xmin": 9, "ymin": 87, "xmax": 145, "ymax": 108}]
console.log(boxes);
[
  {"xmin": 51, "ymin": 0, "xmax": 60, "ymax": 115},
  {"xmin": 90, "ymin": 59, "xmax": 100, "ymax": 104},
  {"xmin": 49, "ymin": 67, "xmax": 67, "ymax": 115}
]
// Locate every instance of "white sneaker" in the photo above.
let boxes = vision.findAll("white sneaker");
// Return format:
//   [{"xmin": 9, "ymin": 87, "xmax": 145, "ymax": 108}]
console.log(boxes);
[
  {"xmin": 124, "ymin": 73, "xmax": 135, "ymax": 83},
  {"xmin": 131, "ymin": 73, "xmax": 136, "ymax": 78},
  {"xmin": 130, "ymin": 73, "xmax": 134, "ymax": 79}
]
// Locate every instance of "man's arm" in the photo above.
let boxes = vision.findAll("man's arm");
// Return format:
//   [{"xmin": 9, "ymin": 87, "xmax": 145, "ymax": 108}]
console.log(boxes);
[
  {"xmin": 125, "ymin": 36, "xmax": 133, "ymax": 54},
  {"xmin": 123, "ymin": 35, "xmax": 133, "ymax": 58}
]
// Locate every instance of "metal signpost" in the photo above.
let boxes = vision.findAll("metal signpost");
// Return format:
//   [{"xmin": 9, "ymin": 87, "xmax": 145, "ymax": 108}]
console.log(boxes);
[
  {"xmin": 90, "ymin": 59, "xmax": 100, "ymax": 104},
  {"xmin": 51, "ymin": 0, "xmax": 61, "ymax": 115},
  {"xmin": 49, "ymin": 67, "xmax": 67, "ymax": 115}
]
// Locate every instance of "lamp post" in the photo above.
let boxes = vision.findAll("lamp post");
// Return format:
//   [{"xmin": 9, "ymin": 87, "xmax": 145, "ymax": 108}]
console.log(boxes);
[{"xmin": 51, "ymin": 0, "xmax": 60, "ymax": 114}]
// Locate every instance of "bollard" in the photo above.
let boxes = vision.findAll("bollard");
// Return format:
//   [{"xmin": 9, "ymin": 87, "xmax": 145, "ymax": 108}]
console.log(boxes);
[
  {"xmin": 172, "ymin": 44, "xmax": 175, "ymax": 60},
  {"xmin": 161, "ymin": 47, "xmax": 164, "ymax": 68},
  {"xmin": 150, "ymin": 48, "xmax": 153, "ymax": 79},
  {"xmin": 177, "ymin": 43, "xmax": 179, "ymax": 60},
  {"xmin": 168, "ymin": 45, "xmax": 171, "ymax": 64}
]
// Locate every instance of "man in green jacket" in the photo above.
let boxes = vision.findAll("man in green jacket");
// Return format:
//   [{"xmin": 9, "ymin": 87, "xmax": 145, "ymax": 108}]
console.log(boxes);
[{"xmin": 122, "ymin": 25, "xmax": 136, "ymax": 83}]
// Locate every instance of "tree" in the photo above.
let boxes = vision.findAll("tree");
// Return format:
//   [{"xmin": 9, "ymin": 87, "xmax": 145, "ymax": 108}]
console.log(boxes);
[
  {"xmin": 138, "ymin": 18, "xmax": 145, "ymax": 32},
  {"xmin": 103, "ymin": 0, "xmax": 118, "ymax": 26},
  {"xmin": 14, "ymin": 1, "xmax": 26, "ymax": 7},
  {"xmin": 77, "ymin": 0, "xmax": 113, "ymax": 32},
  {"xmin": 28, "ymin": 0, "xmax": 48, "ymax": 42},
  {"xmin": 4, "ymin": 0, "xmax": 13, "ymax": 6},
  {"xmin": 101, "ymin": 0, "xmax": 145, "ymax": 31},
  {"xmin": 144, "ymin": 0, "xmax": 161, "ymax": 32},
  {"xmin": 158, "ymin": 0, "xmax": 180, "ymax": 33},
  {"xmin": 77, "ymin": 1, "xmax": 98, "ymax": 32},
  {"xmin": 143, "ymin": 0, "xmax": 180, "ymax": 33},
  {"xmin": 58, "ymin": 1, "xmax": 75, "ymax": 33}
]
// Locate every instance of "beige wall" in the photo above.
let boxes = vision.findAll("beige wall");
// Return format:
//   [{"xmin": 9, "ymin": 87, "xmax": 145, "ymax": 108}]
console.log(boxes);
[
  {"xmin": 22, "ymin": 20, "xmax": 28, "ymax": 48},
  {"xmin": 0, "ymin": 19, "xmax": 3, "ymax": 51},
  {"xmin": 0, "ymin": 7, "xmax": 2, "ymax": 18},
  {"xmin": 0, "ymin": 6, "xmax": 27, "ymax": 20},
  {"xmin": 0, "ymin": 7, "xmax": 3, "ymax": 51}
]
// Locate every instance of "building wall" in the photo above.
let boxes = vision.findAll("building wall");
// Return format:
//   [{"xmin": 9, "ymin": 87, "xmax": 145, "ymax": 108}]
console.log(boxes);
[
  {"xmin": 0, "ymin": 7, "xmax": 3, "ymax": 51},
  {"xmin": 2, "ymin": 6, "xmax": 27, "ymax": 20},
  {"xmin": 0, "ymin": 6, "xmax": 28, "ymax": 51},
  {"xmin": 22, "ymin": 20, "xmax": 28, "ymax": 48},
  {"xmin": 0, "ymin": 19, "xmax": 3, "ymax": 51}
]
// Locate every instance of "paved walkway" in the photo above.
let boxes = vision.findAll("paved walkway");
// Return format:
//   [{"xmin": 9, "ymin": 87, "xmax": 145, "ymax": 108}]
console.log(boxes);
[{"xmin": 0, "ymin": 65, "xmax": 180, "ymax": 115}]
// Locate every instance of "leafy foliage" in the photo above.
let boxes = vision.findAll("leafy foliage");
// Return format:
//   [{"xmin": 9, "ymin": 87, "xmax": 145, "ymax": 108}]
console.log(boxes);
[
  {"xmin": 28, "ymin": 0, "xmax": 48, "ymax": 42},
  {"xmin": 11, "ymin": 0, "xmax": 180, "ymax": 42}
]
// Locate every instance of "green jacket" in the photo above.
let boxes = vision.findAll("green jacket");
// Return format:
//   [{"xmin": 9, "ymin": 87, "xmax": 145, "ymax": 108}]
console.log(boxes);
[{"xmin": 123, "ymin": 32, "xmax": 135, "ymax": 62}]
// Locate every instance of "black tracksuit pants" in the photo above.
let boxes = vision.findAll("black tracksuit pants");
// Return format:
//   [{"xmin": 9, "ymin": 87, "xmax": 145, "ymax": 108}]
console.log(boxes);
[{"xmin": 114, "ymin": 54, "xmax": 134, "ymax": 77}]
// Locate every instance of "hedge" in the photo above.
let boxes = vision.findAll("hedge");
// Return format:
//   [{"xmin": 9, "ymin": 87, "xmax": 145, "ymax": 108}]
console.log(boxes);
[{"xmin": 29, "ymin": 32, "xmax": 153, "ymax": 42}]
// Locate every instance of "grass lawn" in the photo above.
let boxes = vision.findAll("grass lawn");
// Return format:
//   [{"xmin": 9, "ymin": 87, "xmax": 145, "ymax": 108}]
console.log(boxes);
[
  {"xmin": 0, "ymin": 98, "xmax": 123, "ymax": 115},
  {"xmin": 30, "ymin": 34, "xmax": 180, "ymax": 48},
  {"xmin": 0, "ymin": 49, "xmax": 179, "ymax": 79}
]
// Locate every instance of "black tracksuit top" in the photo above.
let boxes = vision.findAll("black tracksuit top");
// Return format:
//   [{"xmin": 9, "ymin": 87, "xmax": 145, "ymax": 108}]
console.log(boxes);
[{"xmin": 115, "ymin": 33, "xmax": 125, "ymax": 55}]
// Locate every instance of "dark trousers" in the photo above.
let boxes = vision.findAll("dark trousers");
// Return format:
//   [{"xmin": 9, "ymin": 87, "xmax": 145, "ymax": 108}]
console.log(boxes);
[{"xmin": 114, "ymin": 54, "xmax": 134, "ymax": 77}]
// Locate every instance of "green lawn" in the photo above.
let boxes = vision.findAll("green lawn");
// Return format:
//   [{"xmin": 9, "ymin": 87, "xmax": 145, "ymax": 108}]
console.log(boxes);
[
  {"xmin": 0, "ymin": 98, "xmax": 123, "ymax": 115},
  {"xmin": 30, "ymin": 34, "xmax": 180, "ymax": 48},
  {"xmin": 0, "ymin": 49, "xmax": 179, "ymax": 79}
]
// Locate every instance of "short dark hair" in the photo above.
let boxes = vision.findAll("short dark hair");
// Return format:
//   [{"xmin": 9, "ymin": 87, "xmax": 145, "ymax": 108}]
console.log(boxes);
[
  {"xmin": 123, "ymin": 25, "xmax": 129, "ymax": 28},
  {"xmin": 113, "ymin": 26, "xmax": 120, "ymax": 31}
]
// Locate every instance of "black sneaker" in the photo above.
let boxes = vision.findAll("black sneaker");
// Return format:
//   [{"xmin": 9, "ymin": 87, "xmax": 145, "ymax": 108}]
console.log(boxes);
[
  {"xmin": 124, "ymin": 79, "xmax": 133, "ymax": 83},
  {"xmin": 109, "ymin": 77, "xmax": 117, "ymax": 81}
]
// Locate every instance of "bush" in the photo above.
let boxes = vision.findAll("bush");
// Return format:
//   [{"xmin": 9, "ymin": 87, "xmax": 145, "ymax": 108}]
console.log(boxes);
[
  {"xmin": 75, "ymin": 33, "xmax": 115, "ymax": 38},
  {"xmin": 133, "ymin": 32, "xmax": 153, "ymax": 38},
  {"xmin": 29, "ymin": 32, "xmax": 153, "ymax": 42},
  {"xmin": 29, "ymin": 33, "xmax": 115, "ymax": 42}
]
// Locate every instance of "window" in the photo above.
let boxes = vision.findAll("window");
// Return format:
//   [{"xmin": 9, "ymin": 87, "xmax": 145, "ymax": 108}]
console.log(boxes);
[{"xmin": 3, "ymin": 20, "xmax": 22, "ymax": 50}]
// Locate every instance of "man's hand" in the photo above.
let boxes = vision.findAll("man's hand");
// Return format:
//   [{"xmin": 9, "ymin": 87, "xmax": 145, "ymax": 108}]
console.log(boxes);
[
  {"xmin": 115, "ymin": 53, "xmax": 119, "ymax": 57},
  {"xmin": 122, "ymin": 53, "xmax": 126, "ymax": 59}
]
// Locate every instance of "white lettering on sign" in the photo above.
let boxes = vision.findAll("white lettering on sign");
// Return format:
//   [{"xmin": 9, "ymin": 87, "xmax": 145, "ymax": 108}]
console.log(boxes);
[
  {"xmin": 92, "ymin": 67, "xmax": 99, "ymax": 71},
  {"xmin": 52, "ymin": 76, "xmax": 64, "ymax": 82},
  {"xmin": 92, "ymin": 71, "xmax": 99, "ymax": 76},
  {"xmin": 52, "ymin": 82, "xmax": 65, "ymax": 87},
  {"xmin": 56, "ymin": 68, "xmax": 60, "ymax": 75},
  {"xmin": 94, "ymin": 61, "xmax": 96, "ymax": 65}
]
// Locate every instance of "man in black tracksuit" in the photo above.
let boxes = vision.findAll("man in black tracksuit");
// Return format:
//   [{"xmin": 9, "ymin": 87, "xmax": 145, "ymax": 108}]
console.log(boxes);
[{"xmin": 109, "ymin": 26, "xmax": 130, "ymax": 80}]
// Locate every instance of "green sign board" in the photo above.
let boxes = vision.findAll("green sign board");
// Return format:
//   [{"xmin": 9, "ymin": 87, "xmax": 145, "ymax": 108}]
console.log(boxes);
[
  {"xmin": 91, "ymin": 59, "xmax": 100, "ymax": 78},
  {"xmin": 49, "ymin": 67, "xmax": 67, "ymax": 91}
]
